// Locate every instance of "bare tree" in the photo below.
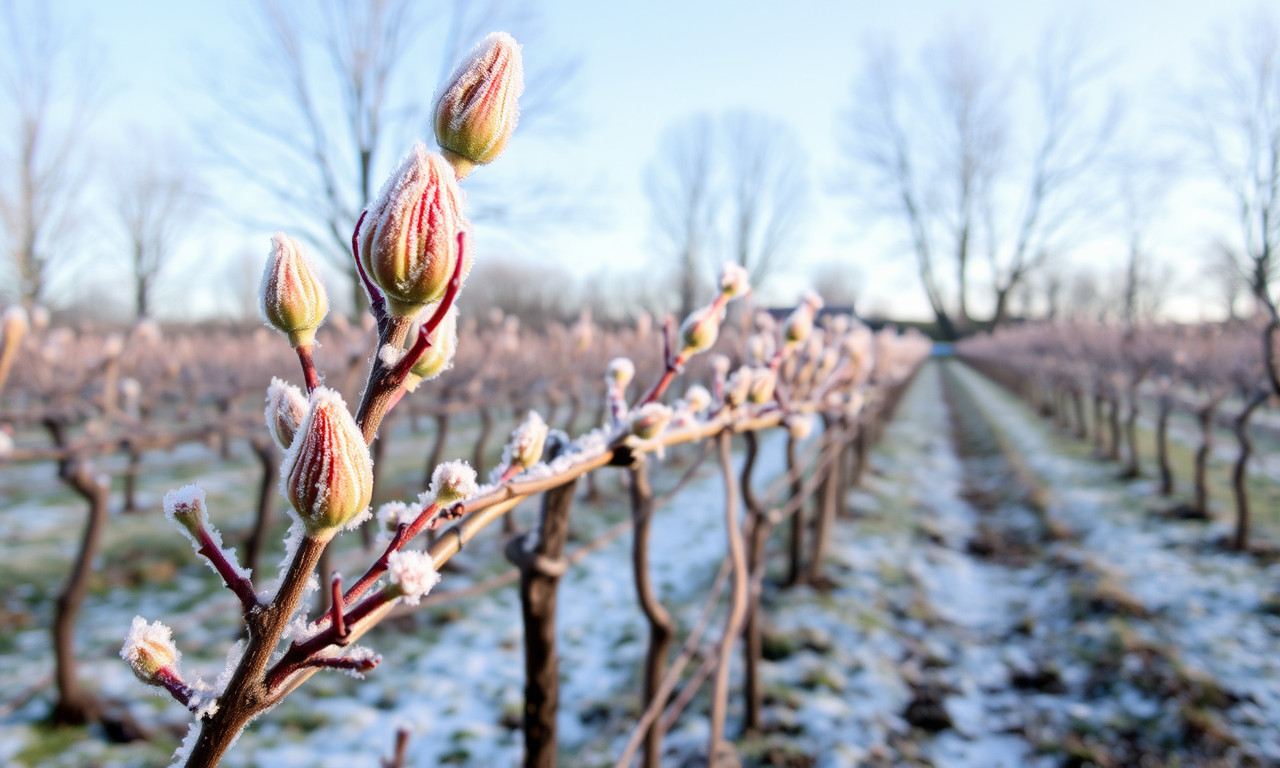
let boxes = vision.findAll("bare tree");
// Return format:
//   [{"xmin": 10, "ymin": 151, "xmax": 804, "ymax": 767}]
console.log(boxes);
[
  {"xmin": 645, "ymin": 115, "xmax": 718, "ymax": 319},
  {"xmin": 0, "ymin": 1, "xmax": 98, "ymax": 307},
  {"xmin": 202, "ymin": 0, "xmax": 578, "ymax": 315},
  {"xmin": 1113, "ymin": 148, "xmax": 1176, "ymax": 326},
  {"xmin": 722, "ymin": 111, "xmax": 809, "ymax": 287},
  {"xmin": 1186, "ymin": 8, "xmax": 1280, "ymax": 392},
  {"xmin": 112, "ymin": 139, "xmax": 203, "ymax": 319},
  {"xmin": 839, "ymin": 24, "xmax": 1116, "ymax": 338}
]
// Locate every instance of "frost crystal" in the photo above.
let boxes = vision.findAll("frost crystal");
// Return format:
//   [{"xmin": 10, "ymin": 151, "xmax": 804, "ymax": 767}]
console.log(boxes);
[
  {"xmin": 387, "ymin": 550, "xmax": 441, "ymax": 606},
  {"xmin": 718, "ymin": 261, "xmax": 751, "ymax": 298},
  {"xmin": 378, "ymin": 343, "xmax": 405, "ymax": 367},
  {"xmin": 606, "ymin": 357, "xmax": 635, "ymax": 387},
  {"xmin": 121, "ymin": 616, "xmax": 179, "ymax": 682},
  {"xmin": 265, "ymin": 377, "xmax": 307, "ymax": 449},
  {"xmin": 375, "ymin": 501, "xmax": 417, "ymax": 543},
  {"xmin": 426, "ymin": 459, "xmax": 479, "ymax": 504}
]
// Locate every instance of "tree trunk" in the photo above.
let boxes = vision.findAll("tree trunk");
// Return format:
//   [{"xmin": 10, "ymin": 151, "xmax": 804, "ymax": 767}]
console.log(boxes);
[
  {"xmin": 1156, "ymin": 394, "xmax": 1174, "ymax": 496},
  {"xmin": 508, "ymin": 476, "xmax": 578, "ymax": 768},
  {"xmin": 784, "ymin": 436, "xmax": 805, "ymax": 587},
  {"xmin": 739, "ymin": 433, "xmax": 768, "ymax": 735},
  {"xmin": 1122, "ymin": 383, "xmax": 1141, "ymax": 478},
  {"xmin": 1107, "ymin": 395, "xmax": 1122, "ymax": 462},
  {"xmin": 628, "ymin": 460, "xmax": 674, "ymax": 768},
  {"xmin": 1192, "ymin": 399, "xmax": 1220, "ymax": 516},
  {"xmin": 806, "ymin": 418, "xmax": 840, "ymax": 585},
  {"xmin": 1232, "ymin": 391, "xmax": 1267, "ymax": 551},
  {"xmin": 708, "ymin": 430, "xmax": 746, "ymax": 763}
]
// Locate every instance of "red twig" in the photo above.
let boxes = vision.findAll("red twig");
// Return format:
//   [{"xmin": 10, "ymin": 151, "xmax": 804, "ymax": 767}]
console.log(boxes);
[
  {"xmin": 296, "ymin": 345, "xmax": 320, "ymax": 393},
  {"xmin": 195, "ymin": 528, "xmax": 259, "ymax": 615},
  {"xmin": 343, "ymin": 502, "xmax": 441, "ymax": 607},
  {"xmin": 328, "ymin": 574, "xmax": 347, "ymax": 641},
  {"xmin": 638, "ymin": 315, "xmax": 681, "ymax": 406},
  {"xmin": 389, "ymin": 232, "xmax": 468, "ymax": 384},
  {"xmin": 299, "ymin": 654, "xmax": 380, "ymax": 674},
  {"xmin": 155, "ymin": 666, "xmax": 193, "ymax": 708},
  {"xmin": 351, "ymin": 210, "xmax": 387, "ymax": 327}
]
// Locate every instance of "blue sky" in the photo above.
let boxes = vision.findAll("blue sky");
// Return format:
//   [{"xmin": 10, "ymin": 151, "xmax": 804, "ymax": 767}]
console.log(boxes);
[{"xmin": 20, "ymin": 0, "xmax": 1272, "ymax": 320}]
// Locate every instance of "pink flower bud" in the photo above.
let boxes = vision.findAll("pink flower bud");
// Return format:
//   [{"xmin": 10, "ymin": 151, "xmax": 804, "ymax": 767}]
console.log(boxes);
[
  {"xmin": 358, "ymin": 146, "xmax": 472, "ymax": 317},
  {"xmin": 434, "ymin": 32, "xmax": 524, "ymax": 177},
  {"xmin": 679, "ymin": 306, "xmax": 722, "ymax": 357},
  {"xmin": 121, "ymin": 616, "xmax": 180, "ymax": 684},
  {"xmin": 265, "ymin": 377, "xmax": 308, "ymax": 450},
  {"xmin": 281, "ymin": 388, "xmax": 374, "ymax": 537},
  {"xmin": 260, "ymin": 232, "xmax": 329, "ymax": 348}
]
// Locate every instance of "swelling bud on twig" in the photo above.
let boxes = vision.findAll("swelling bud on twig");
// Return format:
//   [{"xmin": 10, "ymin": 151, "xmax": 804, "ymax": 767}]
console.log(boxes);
[
  {"xmin": 265, "ymin": 378, "xmax": 308, "ymax": 450},
  {"xmin": 406, "ymin": 305, "xmax": 459, "ymax": 389},
  {"xmin": 725, "ymin": 367, "xmax": 753, "ymax": 407},
  {"xmin": 718, "ymin": 262, "xmax": 751, "ymax": 298},
  {"xmin": 282, "ymin": 388, "xmax": 374, "ymax": 537},
  {"xmin": 163, "ymin": 484, "xmax": 207, "ymax": 538},
  {"xmin": 121, "ymin": 616, "xmax": 180, "ymax": 684},
  {"xmin": 260, "ymin": 232, "xmax": 329, "ymax": 348},
  {"xmin": 434, "ymin": 32, "xmax": 524, "ymax": 178},
  {"xmin": 748, "ymin": 367, "xmax": 777, "ymax": 405},
  {"xmin": 386, "ymin": 550, "xmax": 441, "ymax": 606},
  {"xmin": 607, "ymin": 357, "xmax": 635, "ymax": 388},
  {"xmin": 684, "ymin": 384, "xmax": 712, "ymax": 413},
  {"xmin": 425, "ymin": 459, "xmax": 479, "ymax": 505},
  {"xmin": 504, "ymin": 411, "xmax": 548, "ymax": 473},
  {"xmin": 630, "ymin": 402, "xmax": 674, "ymax": 440},
  {"xmin": 784, "ymin": 291, "xmax": 824, "ymax": 346},
  {"xmin": 679, "ymin": 306, "xmax": 722, "ymax": 357},
  {"xmin": 357, "ymin": 145, "xmax": 472, "ymax": 317}
]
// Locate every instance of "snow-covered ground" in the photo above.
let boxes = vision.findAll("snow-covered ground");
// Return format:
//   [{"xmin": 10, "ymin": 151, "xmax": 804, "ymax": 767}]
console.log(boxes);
[{"xmin": 2, "ymin": 363, "xmax": 1279, "ymax": 766}]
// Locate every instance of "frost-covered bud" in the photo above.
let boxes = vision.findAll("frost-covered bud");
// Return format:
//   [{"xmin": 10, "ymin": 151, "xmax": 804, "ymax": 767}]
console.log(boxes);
[
  {"xmin": 630, "ymin": 403, "xmax": 673, "ymax": 440},
  {"xmin": 407, "ymin": 305, "xmax": 459, "ymax": 387},
  {"xmin": 2, "ymin": 306, "xmax": 29, "ymax": 349},
  {"xmin": 281, "ymin": 388, "xmax": 374, "ymax": 537},
  {"xmin": 386, "ymin": 550, "xmax": 441, "ymax": 606},
  {"xmin": 685, "ymin": 384, "xmax": 712, "ymax": 413},
  {"xmin": 357, "ymin": 145, "xmax": 471, "ymax": 317},
  {"xmin": 265, "ymin": 378, "xmax": 308, "ymax": 450},
  {"xmin": 163, "ymin": 484, "xmax": 207, "ymax": 538},
  {"xmin": 679, "ymin": 306, "xmax": 722, "ymax": 357},
  {"xmin": 748, "ymin": 367, "xmax": 776, "ymax": 405},
  {"xmin": 606, "ymin": 357, "xmax": 635, "ymax": 388},
  {"xmin": 725, "ymin": 367, "xmax": 752, "ymax": 407},
  {"xmin": 376, "ymin": 501, "xmax": 415, "ymax": 537},
  {"xmin": 719, "ymin": 262, "xmax": 751, "ymax": 298},
  {"xmin": 121, "ymin": 616, "xmax": 179, "ymax": 685},
  {"xmin": 259, "ymin": 232, "xmax": 329, "ymax": 348},
  {"xmin": 506, "ymin": 411, "xmax": 548, "ymax": 471},
  {"xmin": 786, "ymin": 414, "xmax": 814, "ymax": 441},
  {"xmin": 434, "ymin": 32, "xmax": 524, "ymax": 178},
  {"xmin": 784, "ymin": 292, "xmax": 824, "ymax": 346},
  {"xmin": 426, "ymin": 460, "xmax": 479, "ymax": 505}
]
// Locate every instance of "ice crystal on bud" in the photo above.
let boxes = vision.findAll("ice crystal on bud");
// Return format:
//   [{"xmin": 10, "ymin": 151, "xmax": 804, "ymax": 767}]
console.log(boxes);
[
  {"xmin": 434, "ymin": 31, "xmax": 524, "ymax": 175},
  {"xmin": 357, "ymin": 145, "xmax": 471, "ymax": 317},
  {"xmin": 259, "ymin": 232, "xmax": 329, "ymax": 348},
  {"xmin": 387, "ymin": 550, "xmax": 441, "ymax": 606},
  {"xmin": 265, "ymin": 378, "xmax": 307, "ymax": 450},
  {"xmin": 375, "ymin": 501, "xmax": 416, "ymax": 543},
  {"xmin": 718, "ymin": 262, "xmax": 751, "ymax": 298},
  {"xmin": 685, "ymin": 384, "xmax": 712, "ymax": 413},
  {"xmin": 606, "ymin": 357, "xmax": 635, "ymax": 387},
  {"xmin": 679, "ymin": 306, "xmax": 722, "ymax": 357},
  {"xmin": 426, "ymin": 459, "xmax": 479, "ymax": 505},
  {"xmin": 121, "ymin": 616, "xmax": 179, "ymax": 684},
  {"xmin": 630, "ymin": 403, "xmax": 673, "ymax": 440},
  {"xmin": 281, "ymin": 388, "xmax": 374, "ymax": 537},
  {"xmin": 163, "ymin": 484, "xmax": 207, "ymax": 537},
  {"xmin": 505, "ymin": 411, "xmax": 548, "ymax": 472}
]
